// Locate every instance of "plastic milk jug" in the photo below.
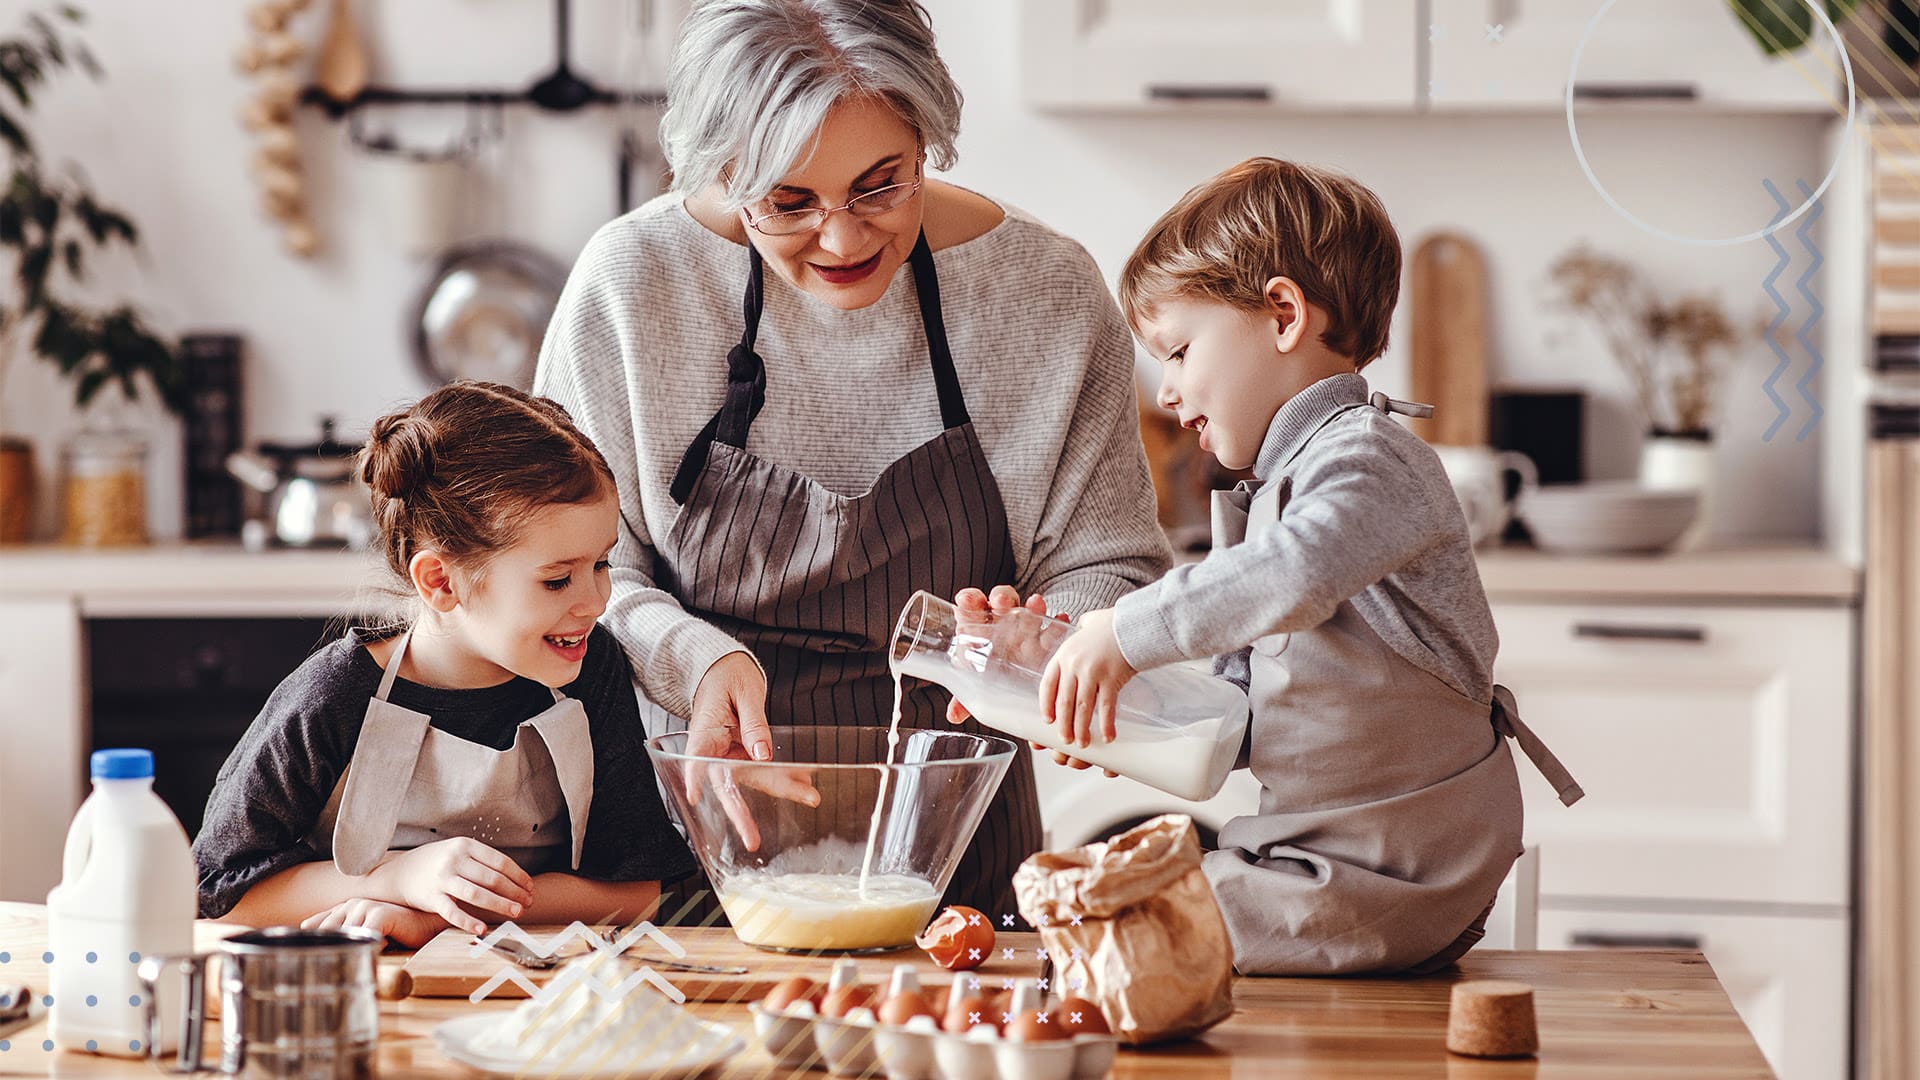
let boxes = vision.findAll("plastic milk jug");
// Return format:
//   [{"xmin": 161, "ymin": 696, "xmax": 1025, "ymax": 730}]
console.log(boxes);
[
  {"xmin": 46, "ymin": 748, "xmax": 195, "ymax": 1056},
  {"xmin": 889, "ymin": 591, "xmax": 1251, "ymax": 802}
]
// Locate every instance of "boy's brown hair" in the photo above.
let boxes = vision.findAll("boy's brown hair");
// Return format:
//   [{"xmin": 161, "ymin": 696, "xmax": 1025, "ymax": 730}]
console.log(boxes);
[{"xmin": 1119, "ymin": 157, "xmax": 1401, "ymax": 368}]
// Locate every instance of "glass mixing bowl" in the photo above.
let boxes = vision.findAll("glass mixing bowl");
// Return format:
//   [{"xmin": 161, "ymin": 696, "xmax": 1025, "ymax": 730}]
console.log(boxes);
[{"xmin": 646, "ymin": 725, "xmax": 1016, "ymax": 954}]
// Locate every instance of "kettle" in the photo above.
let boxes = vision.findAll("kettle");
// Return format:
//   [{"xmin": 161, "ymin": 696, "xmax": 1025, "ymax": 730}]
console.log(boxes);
[{"xmin": 226, "ymin": 418, "xmax": 374, "ymax": 548}]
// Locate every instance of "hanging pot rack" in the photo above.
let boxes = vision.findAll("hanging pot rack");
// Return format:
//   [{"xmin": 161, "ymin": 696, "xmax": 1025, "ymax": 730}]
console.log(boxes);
[{"xmin": 298, "ymin": 0, "xmax": 663, "ymax": 117}]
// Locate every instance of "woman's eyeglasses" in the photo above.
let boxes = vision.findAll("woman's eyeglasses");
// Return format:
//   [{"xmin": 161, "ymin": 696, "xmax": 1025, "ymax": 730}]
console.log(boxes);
[{"xmin": 743, "ymin": 176, "xmax": 923, "ymax": 237}]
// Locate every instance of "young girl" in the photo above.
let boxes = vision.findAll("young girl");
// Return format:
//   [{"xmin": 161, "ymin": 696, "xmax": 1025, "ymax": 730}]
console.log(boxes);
[{"xmin": 193, "ymin": 382, "xmax": 696, "ymax": 948}]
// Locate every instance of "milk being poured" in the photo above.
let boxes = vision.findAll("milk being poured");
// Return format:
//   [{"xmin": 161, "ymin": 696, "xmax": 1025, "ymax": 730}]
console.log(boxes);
[{"xmin": 857, "ymin": 672, "xmax": 909, "ymax": 896}]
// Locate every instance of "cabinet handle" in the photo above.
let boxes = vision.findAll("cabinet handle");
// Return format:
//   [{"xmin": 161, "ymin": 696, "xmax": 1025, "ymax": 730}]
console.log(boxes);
[
  {"xmin": 1570, "ymin": 930, "xmax": 1703, "ymax": 950},
  {"xmin": 1570, "ymin": 82, "xmax": 1700, "ymax": 102},
  {"xmin": 1571, "ymin": 622, "xmax": 1708, "ymax": 643},
  {"xmin": 1146, "ymin": 83, "xmax": 1272, "ymax": 103}
]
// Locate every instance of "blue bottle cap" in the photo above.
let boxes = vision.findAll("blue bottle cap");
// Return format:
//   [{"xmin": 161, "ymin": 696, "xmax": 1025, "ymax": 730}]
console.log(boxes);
[{"xmin": 91, "ymin": 749, "xmax": 154, "ymax": 780}]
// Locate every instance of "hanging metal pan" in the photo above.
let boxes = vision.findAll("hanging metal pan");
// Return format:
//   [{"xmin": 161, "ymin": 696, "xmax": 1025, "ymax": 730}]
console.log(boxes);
[{"xmin": 411, "ymin": 240, "xmax": 569, "ymax": 390}]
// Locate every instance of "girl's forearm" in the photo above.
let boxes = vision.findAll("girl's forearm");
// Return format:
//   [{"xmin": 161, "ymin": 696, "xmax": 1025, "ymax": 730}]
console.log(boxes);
[
  {"xmin": 221, "ymin": 859, "xmax": 404, "ymax": 927},
  {"xmin": 518, "ymin": 876, "xmax": 663, "ymax": 926}
]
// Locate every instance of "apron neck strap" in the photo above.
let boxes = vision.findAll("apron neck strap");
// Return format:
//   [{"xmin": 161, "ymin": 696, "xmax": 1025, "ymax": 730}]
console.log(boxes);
[
  {"xmin": 375, "ymin": 628, "xmax": 412, "ymax": 701},
  {"xmin": 670, "ymin": 229, "xmax": 969, "ymax": 505}
]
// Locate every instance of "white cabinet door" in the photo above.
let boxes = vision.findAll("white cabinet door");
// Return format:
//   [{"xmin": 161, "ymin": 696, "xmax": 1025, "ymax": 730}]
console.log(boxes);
[
  {"xmin": 1538, "ymin": 907, "xmax": 1849, "ymax": 1080},
  {"xmin": 1019, "ymin": 1, "xmax": 1418, "ymax": 110},
  {"xmin": 0, "ymin": 598, "xmax": 84, "ymax": 903},
  {"xmin": 1491, "ymin": 603, "xmax": 1853, "ymax": 907},
  {"xmin": 1428, "ymin": 0, "xmax": 1845, "ymax": 111}
]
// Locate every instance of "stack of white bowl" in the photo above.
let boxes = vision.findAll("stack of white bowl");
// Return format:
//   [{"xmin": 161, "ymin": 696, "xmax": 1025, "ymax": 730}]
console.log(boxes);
[{"xmin": 1515, "ymin": 482, "xmax": 1700, "ymax": 554}]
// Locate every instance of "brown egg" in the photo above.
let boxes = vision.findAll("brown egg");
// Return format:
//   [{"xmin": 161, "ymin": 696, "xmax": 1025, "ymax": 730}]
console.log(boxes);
[
  {"xmin": 1054, "ymin": 997, "xmax": 1111, "ymax": 1035},
  {"xmin": 1005, "ymin": 1008, "xmax": 1072, "ymax": 1042},
  {"xmin": 916, "ymin": 905, "xmax": 995, "ymax": 970},
  {"xmin": 878, "ymin": 988, "xmax": 937, "ymax": 1027},
  {"xmin": 762, "ymin": 976, "xmax": 822, "ymax": 1013},
  {"xmin": 943, "ymin": 990, "xmax": 1006, "ymax": 1034},
  {"xmin": 821, "ymin": 984, "xmax": 877, "ymax": 1019}
]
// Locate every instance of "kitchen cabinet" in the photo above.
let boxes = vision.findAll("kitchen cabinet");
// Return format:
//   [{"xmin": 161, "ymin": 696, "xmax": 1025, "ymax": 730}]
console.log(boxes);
[
  {"xmin": 1489, "ymin": 601, "xmax": 1854, "ymax": 908},
  {"xmin": 0, "ymin": 544, "xmax": 373, "ymax": 904},
  {"xmin": 1538, "ymin": 907, "xmax": 1850, "ymax": 1079},
  {"xmin": 0, "ymin": 598, "xmax": 84, "ymax": 904},
  {"xmin": 1427, "ymin": 0, "xmax": 1846, "ymax": 111},
  {"xmin": 1018, "ymin": 1, "xmax": 1418, "ymax": 110},
  {"xmin": 1496, "ymin": 596, "xmax": 1855, "ymax": 1080}
]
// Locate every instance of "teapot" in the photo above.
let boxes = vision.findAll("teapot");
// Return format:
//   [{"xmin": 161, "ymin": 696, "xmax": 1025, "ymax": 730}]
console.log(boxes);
[{"xmin": 225, "ymin": 418, "xmax": 374, "ymax": 548}]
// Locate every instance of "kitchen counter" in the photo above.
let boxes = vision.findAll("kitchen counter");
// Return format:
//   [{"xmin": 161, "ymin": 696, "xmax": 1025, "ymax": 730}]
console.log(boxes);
[
  {"xmin": 0, "ymin": 905, "xmax": 1772, "ymax": 1077},
  {"xmin": 1475, "ymin": 542, "xmax": 1859, "ymax": 604},
  {"xmin": 0, "ymin": 541, "xmax": 382, "ymax": 616},
  {"xmin": 0, "ymin": 539, "xmax": 1859, "ymax": 614}
]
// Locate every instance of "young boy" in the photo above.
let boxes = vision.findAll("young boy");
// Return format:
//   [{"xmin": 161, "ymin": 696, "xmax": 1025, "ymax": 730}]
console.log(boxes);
[{"xmin": 1042, "ymin": 158, "xmax": 1583, "ymax": 976}]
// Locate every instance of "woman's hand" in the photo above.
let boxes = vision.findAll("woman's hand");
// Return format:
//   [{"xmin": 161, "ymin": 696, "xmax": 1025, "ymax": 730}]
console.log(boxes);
[
  {"xmin": 686, "ymin": 652, "xmax": 820, "ymax": 852},
  {"xmin": 1038, "ymin": 607, "xmax": 1135, "ymax": 748},
  {"xmin": 372, "ymin": 838, "xmax": 533, "ymax": 936},
  {"xmin": 301, "ymin": 898, "xmax": 448, "ymax": 950},
  {"xmin": 688, "ymin": 652, "xmax": 774, "ymax": 761}
]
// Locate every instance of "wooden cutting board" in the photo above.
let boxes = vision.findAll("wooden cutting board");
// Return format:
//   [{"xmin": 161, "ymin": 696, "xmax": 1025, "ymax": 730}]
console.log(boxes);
[
  {"xmin": 404, "ymin": 926, "xmax": 1045, "ymax": 1003},
  {"xmin": 1408, "ymin": 231, "xmax": 1490, "ymax": 446}
]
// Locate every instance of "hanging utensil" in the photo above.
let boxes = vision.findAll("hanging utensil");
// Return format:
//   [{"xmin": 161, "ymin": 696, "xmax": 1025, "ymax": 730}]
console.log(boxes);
[
  {"xmin": 527, "ymin": 0, "xmax": 600, "ymax": 111},
  {"xmin": 314, "ymin": 0, "xmax": 369, "ymax": 105}
]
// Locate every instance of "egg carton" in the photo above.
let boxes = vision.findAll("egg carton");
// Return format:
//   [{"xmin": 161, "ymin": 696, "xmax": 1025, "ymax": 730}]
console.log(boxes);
[{"xmin": 749, "ymin": 962, "xmax": 1118, "ymax": 1080}]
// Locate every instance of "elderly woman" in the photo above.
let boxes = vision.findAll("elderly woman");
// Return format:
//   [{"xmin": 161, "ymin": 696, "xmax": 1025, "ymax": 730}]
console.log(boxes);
[{"xmin": 534, "ymin": 0, "xmax": 1168, "ymax": 921}]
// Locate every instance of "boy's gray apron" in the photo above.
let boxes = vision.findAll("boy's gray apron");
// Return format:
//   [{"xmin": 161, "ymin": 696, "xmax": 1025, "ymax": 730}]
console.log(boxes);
[
  {"xmin": 1204, "ymin": 393, "xmax": 1583, "ymax": 975},
  {"xmin": 654, "ymin": 232, "xmax": 1037, "ymax": 925},
  {"xmin": 311, "ymin": 628, "xmax": 596, "ymax": 877}
]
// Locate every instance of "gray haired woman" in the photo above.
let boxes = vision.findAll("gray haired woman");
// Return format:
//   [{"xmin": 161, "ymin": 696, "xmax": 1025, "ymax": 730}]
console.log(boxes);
[{"xmin": 534, "ymin": 0, "xmax": 1169, "ymax": 923}]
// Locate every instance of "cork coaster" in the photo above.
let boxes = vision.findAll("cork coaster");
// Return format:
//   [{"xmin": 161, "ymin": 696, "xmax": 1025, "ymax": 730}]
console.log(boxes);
[{"xmin": 1446, "ymin": 979, "xmax": 1539, "ymax": 1058}]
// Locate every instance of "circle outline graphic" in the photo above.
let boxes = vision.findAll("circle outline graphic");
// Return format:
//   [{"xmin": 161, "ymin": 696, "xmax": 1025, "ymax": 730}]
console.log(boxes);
[{"xmin": 1565, "ymin": 0, "xmax": 1856, "ymax": 246}]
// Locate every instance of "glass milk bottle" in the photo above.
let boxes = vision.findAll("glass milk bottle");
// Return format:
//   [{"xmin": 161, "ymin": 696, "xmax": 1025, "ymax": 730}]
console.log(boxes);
[
  {"xmin": 46, "ymin": 749, "xmax": 196, "ymax": 1056},
  {"xmin": 889, "ymin": 591, "xmax": 1249, "ymax": 802}
]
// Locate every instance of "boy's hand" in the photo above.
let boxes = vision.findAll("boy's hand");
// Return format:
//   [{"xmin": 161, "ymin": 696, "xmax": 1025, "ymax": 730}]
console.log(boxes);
[
  {"xmin": 1039, "ymin": 608, "xmax": 1135, "ymax": 748},
  {"xmin": 374, "ymin": 838, "xmax": 534, "ymax": 935},
  {"xmin": 301, "ymin": 898, "xmax": 447, "ymax": 950}
]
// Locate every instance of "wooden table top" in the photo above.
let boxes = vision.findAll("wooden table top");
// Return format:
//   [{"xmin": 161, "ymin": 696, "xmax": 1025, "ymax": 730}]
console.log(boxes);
[{"xmin": 0, "ymin": 903, "xmax": 1772, "ymax": 1077}]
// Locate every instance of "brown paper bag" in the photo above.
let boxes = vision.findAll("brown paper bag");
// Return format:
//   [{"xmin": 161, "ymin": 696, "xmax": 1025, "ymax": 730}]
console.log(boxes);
[{"xmin": 1013, "ymin": 814, "xmax": 1235, "ymax": 1044}]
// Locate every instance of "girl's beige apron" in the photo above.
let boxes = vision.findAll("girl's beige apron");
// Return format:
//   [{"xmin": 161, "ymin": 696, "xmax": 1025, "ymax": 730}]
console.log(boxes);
[
  {"xmin": 652, "ymin": 233, "xmax": 1037, "ymax": 924},
  {"xmin": 1203, "ymin": 394, "xmax": 1583, "ymax": 975},
  {"xmin": 310, "ymin": 629, "xmax": 596, "ymax": 878}
]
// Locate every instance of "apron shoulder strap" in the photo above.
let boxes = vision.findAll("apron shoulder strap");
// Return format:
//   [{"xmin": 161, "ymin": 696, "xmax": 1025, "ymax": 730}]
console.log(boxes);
[
  {"xmin": 671, "ymin": 245, "xmax": 770, "ymax": 504},
  {"xmin": 907, "ymin": 232, "xmax": 970, "ymax": 430},
  {"xmin": 528, "ymin": 698, "xmax": 596, "ymax": 871},
  {"xmin": 1491, "ymin": 684, "xmax": 1585, "ymax": 807}
]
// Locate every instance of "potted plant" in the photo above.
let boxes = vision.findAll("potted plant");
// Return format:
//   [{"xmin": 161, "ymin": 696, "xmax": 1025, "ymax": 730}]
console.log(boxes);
[
  {"xmin": 1545, "ymin": 245, "xmax": 1759, "ymax": 546},
  {"xmin": 0, "ymin": 5, "xmax": 183, "ymax": 544}
]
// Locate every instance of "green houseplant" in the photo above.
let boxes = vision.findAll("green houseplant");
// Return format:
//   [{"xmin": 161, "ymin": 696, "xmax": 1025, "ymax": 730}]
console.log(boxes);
[
  {"xmin": 1729, "ymin": 0, "xmax": 1860, "ymax": 55},
  {"xmin": 0, "ymin": 5, "xmax": 183, "ymax": 543}
]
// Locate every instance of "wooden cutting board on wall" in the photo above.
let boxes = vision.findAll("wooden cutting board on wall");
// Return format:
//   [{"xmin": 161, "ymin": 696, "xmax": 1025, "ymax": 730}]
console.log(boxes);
[
  {"xmin": 405, "ymin": 925, "xmax": 1044, "ymax": 1003},
  {"xmin": 1408, "ymin": 232, "xmax": 1490, "ymax": 446}
]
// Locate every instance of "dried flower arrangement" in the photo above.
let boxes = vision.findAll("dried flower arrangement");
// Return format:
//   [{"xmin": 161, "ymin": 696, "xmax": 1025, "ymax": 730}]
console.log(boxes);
[{"xmin": 1546, "ymin": 245, "xmax": 1752, "ymax": 437}]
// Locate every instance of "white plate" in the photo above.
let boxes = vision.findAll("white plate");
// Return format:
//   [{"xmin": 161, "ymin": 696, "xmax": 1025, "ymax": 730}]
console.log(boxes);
[{"xmin": 433, "ymin": 1013, "xmax": 746, "ymax": 1079}]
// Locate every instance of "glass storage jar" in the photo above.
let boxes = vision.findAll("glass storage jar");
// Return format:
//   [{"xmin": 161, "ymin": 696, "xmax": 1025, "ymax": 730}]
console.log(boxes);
[{"xmin": 61, "ymin": 430, "xmax": 148, "ymax": 546}]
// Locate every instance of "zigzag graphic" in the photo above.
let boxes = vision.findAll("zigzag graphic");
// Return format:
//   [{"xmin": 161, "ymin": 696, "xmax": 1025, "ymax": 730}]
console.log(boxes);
[
  {"xmin": 1793, "ymin": 179, "xmax": 1826, "ymax": 442},
  {"xmin": 466, "ymin": 920, "xmax": 688, "ymax": 1006},
  {"xmin": 1760, "ymin": 179, "xmax": 1795, "ymax": 443},
  {"xmin": 469, "ymin": 919, "xmax": 688, "ymax": 961},
  {"xmin": 467, "ymin": 957, "xmax": 688, "ymax": 1007}
]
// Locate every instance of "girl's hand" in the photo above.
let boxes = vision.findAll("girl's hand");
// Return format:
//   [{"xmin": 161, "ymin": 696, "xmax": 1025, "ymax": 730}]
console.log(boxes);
[
  {"xmin": 945, "ymin": 585, "xmax": 1052, "ymax": 726},
  {"xmin": 1039, "ymin": 608, "xmax": 1135, "ymax": 748},
  {"xmin": 301, "ymin": 898, "xmax": 448, "ymax": 950},
  {"xmin": 374, "ymin": 838, "xmax": 534, "ymax": 936}
]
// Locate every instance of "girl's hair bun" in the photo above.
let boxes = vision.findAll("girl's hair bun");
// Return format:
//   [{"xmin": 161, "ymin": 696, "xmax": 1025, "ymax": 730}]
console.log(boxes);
[{"xmin": 361, "ymin": 412, "xmax": 435, "ymax": 504}]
